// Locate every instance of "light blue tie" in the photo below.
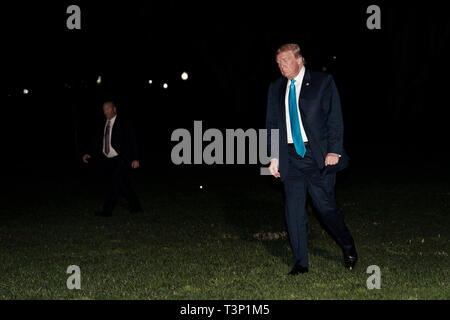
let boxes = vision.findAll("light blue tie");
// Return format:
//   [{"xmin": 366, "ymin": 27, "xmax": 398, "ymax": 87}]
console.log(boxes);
[{"xmin": 289, "ymin": 79, "xmax": 306, "ymax": 157}]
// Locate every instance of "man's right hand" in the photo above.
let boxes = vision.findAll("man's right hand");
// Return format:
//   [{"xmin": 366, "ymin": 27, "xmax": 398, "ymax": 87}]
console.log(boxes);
[
  {"xmin": 82, "ymin": 154, "xmax": 91, "ymax": 163},
  {"xmin": 269, "ymin": 158, "xmax": 280, "ymax": 178}
]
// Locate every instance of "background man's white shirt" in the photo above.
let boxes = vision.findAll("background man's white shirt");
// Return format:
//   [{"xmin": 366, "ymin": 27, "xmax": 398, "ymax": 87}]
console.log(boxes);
[{"xmin": 103, "ymin": 115, "xmax": 119, "ymax": 158}]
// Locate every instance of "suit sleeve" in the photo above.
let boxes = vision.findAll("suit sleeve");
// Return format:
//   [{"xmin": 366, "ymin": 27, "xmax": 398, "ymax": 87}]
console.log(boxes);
[
  {"xmin": 265, "ymin": 82, "xmax": 278, "ymax": 159},
  {"xmin": 323, "ymin": 75, "xmax": 344, "ymax": 156}
]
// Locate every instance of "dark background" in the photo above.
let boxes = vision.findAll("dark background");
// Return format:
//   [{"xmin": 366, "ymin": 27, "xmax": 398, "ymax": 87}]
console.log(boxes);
[{"xmin": 1, "ymin": 1, "xmax": 449, "ymax": 181}]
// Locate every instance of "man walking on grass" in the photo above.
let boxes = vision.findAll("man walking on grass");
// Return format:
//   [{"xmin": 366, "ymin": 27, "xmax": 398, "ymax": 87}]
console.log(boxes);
[
  {"xmin": 82, "ymin": 100, "xmax": 143, "ymax": 217},
  {"xmin": 266, "ymin": 43, "xmax": 358, "ymax": 275}
]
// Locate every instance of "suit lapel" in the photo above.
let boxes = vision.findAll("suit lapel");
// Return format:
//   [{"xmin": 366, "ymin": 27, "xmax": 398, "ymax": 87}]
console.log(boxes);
[
  {"xmin": 278, "ymin": 77, "xmax": 288, "ymax": 136},
  {"xmin": 298, "ymin": 69, "xmax": 312, "ymax": 122},
  {"xmin": 299, "ymin": 69, "xmax": 311, "ymax": 99},
  {"xmin": 111, "ymin": 116, "xmax": 120, "ymax": 143}
]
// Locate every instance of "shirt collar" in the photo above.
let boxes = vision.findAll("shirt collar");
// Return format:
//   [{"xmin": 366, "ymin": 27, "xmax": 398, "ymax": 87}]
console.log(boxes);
[
  {"xmin": 290, "ymin": 66, "xmax": 305, "ymax": 84},
  {"xmin": 106, "ymin": 115, "xmax": 117, "ymax": 125}
]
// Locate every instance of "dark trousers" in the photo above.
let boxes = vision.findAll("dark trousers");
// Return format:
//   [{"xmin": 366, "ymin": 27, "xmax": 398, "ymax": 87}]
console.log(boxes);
[
  {"xmin": 283, "ymin": 144, "xmax": 355, "ymax": 267},
  {"xmin": 99, "ymin": 155, "xmax": 141, "ymax": 214}
]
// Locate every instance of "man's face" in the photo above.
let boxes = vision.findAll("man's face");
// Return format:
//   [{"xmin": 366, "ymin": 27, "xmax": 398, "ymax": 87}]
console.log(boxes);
[
  {"xmin": 103, "ymin": 102, "xmax": 117, "ymax": 119},
  {"xmin": 276, "ymin": 50, "xmax": 303, "ymax": 79}
]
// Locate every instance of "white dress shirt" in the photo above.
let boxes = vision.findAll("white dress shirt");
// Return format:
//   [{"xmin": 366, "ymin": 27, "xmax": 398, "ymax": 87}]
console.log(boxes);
[
  {"xmin": 103, "ymin": 115, "xmax": 119, "ymax": 158},
  {"xmin": 285, "ymin": 66, "xmax": 308, "ymax": 144}
]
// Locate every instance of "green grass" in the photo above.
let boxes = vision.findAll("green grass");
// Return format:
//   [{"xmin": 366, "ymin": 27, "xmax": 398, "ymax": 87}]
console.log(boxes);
[{"xmin": 0, "ymin": 167, "xmax": 449, "ymax": 299}]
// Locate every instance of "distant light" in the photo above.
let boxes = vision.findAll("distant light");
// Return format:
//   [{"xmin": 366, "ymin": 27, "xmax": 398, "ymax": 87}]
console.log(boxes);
[
  {"xmin": 23, "ymin": 89, "xmax": 29, "ymax": 95},
  {"xmin": 332, "ymin": 56, "xmax": 337, "ymax": 60},
  {"xmin": 181, "ymin": 72, "xmax": 189, "ymax": 80},
  {"xmin": 199, "ymin": 185, "xmax": 203, "ymax": 189},
  {"xmin": 163, "ymin": 83, "xmax": 168, "ymax": 89},
  {"xmin": 148, "ymin": 80, "xmax": 153, "ymax": 84},
  {"xmin": 96, "ymin": 76, "xmax": 102, "ymax": 84},
  {"xmin": 322, "ymin": 67, "xmax": 327, "ymax": 72}
]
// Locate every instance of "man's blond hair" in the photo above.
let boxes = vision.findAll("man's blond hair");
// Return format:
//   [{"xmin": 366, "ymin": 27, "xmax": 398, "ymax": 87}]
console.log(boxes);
[{"xmin": 276, "ymin": 43, "xmax": 306, "ymax": 64}]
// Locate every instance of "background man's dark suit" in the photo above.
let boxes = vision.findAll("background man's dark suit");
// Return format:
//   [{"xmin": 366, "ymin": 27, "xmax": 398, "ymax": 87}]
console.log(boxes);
[
  {"xmin": 90, "ymin": 116, "xmax": 139, "ymax": 165},
  {"xmin": 88, "ymin": 115, "xmax": 142, "ymax": 215},
  {"xmin": 266, "ymin": 69, "xmax": 356, "ymax": 270}
]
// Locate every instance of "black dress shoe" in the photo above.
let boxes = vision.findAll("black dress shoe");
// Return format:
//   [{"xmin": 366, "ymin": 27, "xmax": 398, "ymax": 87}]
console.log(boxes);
[
  {"xmin": 343, "ymin": 247, "xmax": 358, "ymax": 270},
  {"xmin": 94, "ymin": 210, "xmax": 112, "ymax": 217},
  {"xmin": 288, "ymin": 265, "xmax": 309, "ymax": 275}
]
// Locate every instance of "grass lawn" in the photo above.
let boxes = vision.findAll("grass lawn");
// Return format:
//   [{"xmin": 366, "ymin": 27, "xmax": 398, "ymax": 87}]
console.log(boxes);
[{"xmin": 0, "ymin": 165, "xmax": 448, "ymax": 299}]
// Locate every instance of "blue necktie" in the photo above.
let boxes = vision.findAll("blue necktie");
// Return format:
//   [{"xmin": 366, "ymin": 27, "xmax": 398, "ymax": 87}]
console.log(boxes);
[{"xmin": 289, "ymin": 79, "xmax": 306, "ymax": 157}]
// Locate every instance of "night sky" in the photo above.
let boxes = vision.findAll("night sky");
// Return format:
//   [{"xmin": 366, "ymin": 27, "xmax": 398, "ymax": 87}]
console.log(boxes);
[{"xmin": 1, "ymin": 1, "xmax": 449, "ymax": 177}]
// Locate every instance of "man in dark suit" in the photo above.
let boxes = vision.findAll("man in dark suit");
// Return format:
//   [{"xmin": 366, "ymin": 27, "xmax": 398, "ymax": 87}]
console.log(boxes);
[
  {"xmin": 266, "ymin": 43, "xmax": 357, "ymax": 275},
  {"xmin": 82, "ymin": 100, "xmax": 143, "ymax": 217}
]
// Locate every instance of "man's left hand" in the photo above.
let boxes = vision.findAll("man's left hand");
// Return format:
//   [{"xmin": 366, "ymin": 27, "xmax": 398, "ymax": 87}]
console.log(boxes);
[
  {"xmin": 131, "ymin": 160, "xmax": 140, "ymax": 169},
  {"xmin": 324, "ymin": 153, "xmax": 340, "ymax": 166}
]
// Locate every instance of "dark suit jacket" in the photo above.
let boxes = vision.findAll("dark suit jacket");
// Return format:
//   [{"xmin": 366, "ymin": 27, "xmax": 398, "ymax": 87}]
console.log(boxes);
[
  {"xmin": 266, "ymin": 69, "xmax": 350, "ymax": 181},
  {"xmin": 89, "ymin": 115, "xmax": 139, "ymax": 165}
]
